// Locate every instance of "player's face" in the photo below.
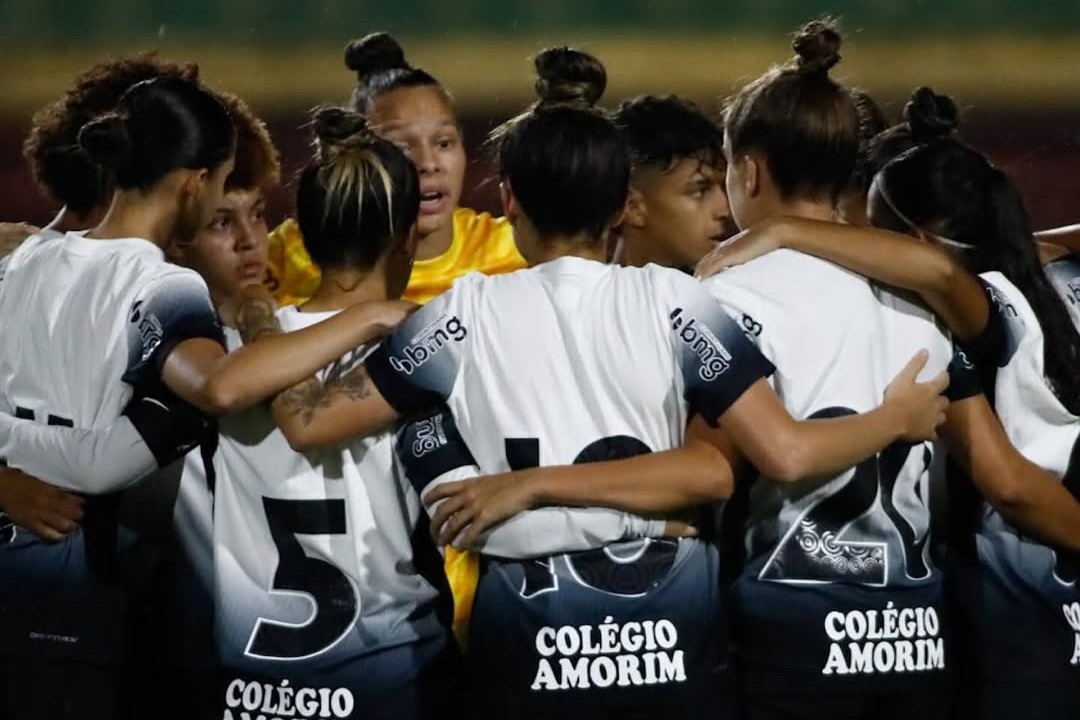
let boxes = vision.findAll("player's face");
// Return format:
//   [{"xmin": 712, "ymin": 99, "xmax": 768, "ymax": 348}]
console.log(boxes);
[
  {"xmin": 629, "ymin": 159, "xmax": 735, "ymax": 267},
  {"xmin": 369, "ymin": 86, "xmax": 466, "ymax": 240},
  {"xmin": 180, "ymin": 189, "xmax": 269, "ymax": 302}
]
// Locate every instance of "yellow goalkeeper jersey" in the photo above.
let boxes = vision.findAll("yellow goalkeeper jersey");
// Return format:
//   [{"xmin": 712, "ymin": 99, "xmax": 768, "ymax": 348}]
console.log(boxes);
[{"xmin": 265, "ymin": 208, "xmax": 524, "ymax": 306}]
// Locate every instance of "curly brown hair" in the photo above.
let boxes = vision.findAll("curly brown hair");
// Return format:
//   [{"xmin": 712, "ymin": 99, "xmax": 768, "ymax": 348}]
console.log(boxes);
[
  {"xmin": 24, "ymin": 53, "xmax": 280, "ymax": 216},
  {"xmin": 216, "ymin": 91, "xmax": 280, "ymax": 193},
  {"xmin": 23, "ymin": 52, "xmax": 199, "ymax": 216}
]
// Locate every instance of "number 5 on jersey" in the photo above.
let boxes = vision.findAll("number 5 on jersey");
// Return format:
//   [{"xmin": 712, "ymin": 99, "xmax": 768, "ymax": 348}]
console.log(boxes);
[{"xmin": 245, "ymin": 497, "xmax": 360, "ymax": 661}]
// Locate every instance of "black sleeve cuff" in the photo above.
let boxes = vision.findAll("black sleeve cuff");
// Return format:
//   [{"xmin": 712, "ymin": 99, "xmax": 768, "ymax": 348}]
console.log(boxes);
[
  {"xmin": 945, "ymin": 347, "xmax": 984, "ymax": 403},
  {"xmin": 690, "ymin": 356, "xmax": 776, "ymax": 426},
  {"xmin": 123, "ymin": 382, "xmax": 213, "ymax": 468},
  {"xmin": 395, "ymin": 407, "xmax": 477, "ymax": 496},
  {"xmin": 959, "ymin": 280, "xmax": 1008, "ymax": 369}
]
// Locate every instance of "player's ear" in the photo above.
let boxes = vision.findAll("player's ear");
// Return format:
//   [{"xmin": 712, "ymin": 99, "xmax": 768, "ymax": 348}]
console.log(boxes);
[
  {"xmin": 500, "ymin": 180, "xmax": 520, "ymax": 225},
  {"xmin": 179, "ymin": 168, "xmax": 210, "ymax": 200},
  {"xmin": 623, "ymin": 186, "xmax": 648, "ymax": 229},
  {"xmin": 743, "ymin": 154, "xmax": 762, "ymax": 199}
]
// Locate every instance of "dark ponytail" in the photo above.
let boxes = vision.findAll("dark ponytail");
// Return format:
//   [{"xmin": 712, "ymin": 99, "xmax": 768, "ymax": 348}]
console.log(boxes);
[
  {"xmin": 876, "ymin": 92, "xmax": 1080, "ymax": 414},
  {"xmin": 866, "ymin": 86, "xmax": 958, "ymax": 180},
  {"xmin": 77, "ymin": 113, "xmax": 132, "ymax": 173},
  {"xmin": 489, "ymin": 46, "xmax": 628, "ymax": 242},
  {"xmin": 77, "ymin": 76, "xmax": 234, "ymax": 190},
  {"xmin": 345, "ymin": 32, "xmax": 446, "ymax": 114}
]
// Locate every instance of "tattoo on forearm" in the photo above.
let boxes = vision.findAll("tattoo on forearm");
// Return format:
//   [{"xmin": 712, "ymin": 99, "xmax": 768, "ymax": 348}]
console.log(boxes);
[
  {"xmin": 329, "ymin": 365, "xmax": 374, "ymax": 402},
  {"xmin": 275, "ymin": 378, "xmax": 332, "ymax": 425},
  {"xmin": 275, "ymin": 365, "xmax": 374, "ymax": 425},
  {"xmin": 237, "ymin": 297, "xmax": 281, "ymax": 344}
]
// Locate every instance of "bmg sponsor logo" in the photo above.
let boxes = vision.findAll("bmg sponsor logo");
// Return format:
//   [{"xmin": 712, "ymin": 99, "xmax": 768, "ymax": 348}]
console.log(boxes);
[
  {"xmin": 670, "ymin": 308, "xmax": 731, "ymax": 381},
  {"xmin": 389, "ymin": 315, "xmax": 467, "ymax": 376}
]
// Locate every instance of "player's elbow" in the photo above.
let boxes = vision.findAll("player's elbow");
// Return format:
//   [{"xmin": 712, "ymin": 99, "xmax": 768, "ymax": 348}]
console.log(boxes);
[
  {"xmin": 926, "ymin": 249, "xmax": 959, "ymax": 294},
  {"xmin": 759, "ymin": 437, "xmax": 810, "ymax": 484},
  {"xmin": 980, "ymin": 473, "xmax": 1030, "ymax": 514},
  {"xmin": 284, "ymin": 434, "xmax": 318, "ymax": 454},
  {"xmin": 277, "ymin": 421, "xmax": 321, "ymax": 454},
  {"xmin": 971, "ymin": 450, "xmax": 1040, "ymax": 511},
  {"xmin": 199, "ymin": 376, "xmax": 248, "ymax": 416},
  {"xmin": 696, "ymin": 445, "xmax": 736, "ymax": 501}
]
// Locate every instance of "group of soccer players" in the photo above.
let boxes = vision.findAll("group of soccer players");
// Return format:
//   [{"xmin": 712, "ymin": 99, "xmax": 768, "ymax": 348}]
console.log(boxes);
[{"xmin": 0, "ymin": 16, "xmax": 1078, "ymax": 720}]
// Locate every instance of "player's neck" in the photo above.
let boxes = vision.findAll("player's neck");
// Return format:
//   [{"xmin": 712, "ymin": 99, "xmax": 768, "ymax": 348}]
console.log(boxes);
[
  {"xmin": 613, "ymin": 228, "xmax": 650, "ymax": 267},
  {"xmin": 526, "ymin": 232, "xmax": 607, "ymax": 266},
  {"xmin": 301, "ymin": 267, "xmax": 390, "ymax": 313},
  {"xmin": 414, "ymin": 221, "xmax": 454, "ymax": 261},
  {"xmin": 48, "ymin": 206, "xmax": 103, "ymax": 233},
  {"xmin": 765, "ymin": 197, "xmax": 835, "ymax": 224},
  {"xmin": 88, "ymin": 192, "xmax": 177, "ymax": 248}
]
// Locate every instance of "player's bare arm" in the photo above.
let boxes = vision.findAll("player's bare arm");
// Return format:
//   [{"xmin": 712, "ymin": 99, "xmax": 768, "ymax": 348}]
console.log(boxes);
[
  {"xmin": 269, "ymin": 362, "xmax": 394, "ymax": 452},
  {"xmin": 0, "ymin": 466, "xmax": 83, "ymax": 542},
  {"xmin": 231, "ymin": 285, "xmax": 282, "ymax": 342},
  {"xmin": 943, "ymin": 395, "xmax": 1080, "ymax": 553},
  {"xmin": 1035, "ymin": 223, "xmax": 1080, "ymax": 262},
  {"xmin": 697, "ymin": 217, "xmax": 990, "ymax": 340},
  {"xmin": 163, "ymin": 288, "xmax": 411, "ymax": 416},
  {"xmin": 716, "ymin": 351, "xmax": 948, "ymax": 484}
]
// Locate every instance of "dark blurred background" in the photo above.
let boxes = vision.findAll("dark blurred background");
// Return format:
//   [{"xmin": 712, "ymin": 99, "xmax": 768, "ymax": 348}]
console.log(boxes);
[{"xmin": 3, "ymin": 0, "xmax": 1079, "ymax": 228}]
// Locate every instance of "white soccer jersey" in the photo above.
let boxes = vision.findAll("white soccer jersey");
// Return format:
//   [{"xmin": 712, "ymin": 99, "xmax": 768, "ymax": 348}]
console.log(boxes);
[
  {"xmin": 0, "ymin": 231, "xmax": 219, "ymax": 427},
  {"xmin": 0, "ymin": 228, "xmax": 58, "ymax": 286},
  {"xmin": 364, "ymin": 257, "xmax": 773, "ymax": 715},
  {"xmin": 964, "ymin": 272, "xmax": 1080, "ymax": 682},
  {"xmin": 210, "ymin": 308, "xmax": 453, "ymax": 719},
  {"xmin": 702, "ymin": 249, "xmax": 966, "ymax": 686},
  {"xmin": 0, "ymin": 230, "xmax": 221, "ymax": 663},
  {"xmin": 366, "ymin": 258, "xmax": 769, "ymax": 473}
]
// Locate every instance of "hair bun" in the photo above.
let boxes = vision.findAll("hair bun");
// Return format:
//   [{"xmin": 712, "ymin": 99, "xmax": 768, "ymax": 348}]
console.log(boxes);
[
  {"xmin": 792, "ymin": 19, "xmax": 843, "ymax": 75},
  {"xmin": 344, "ymin": 32, "xmax": 410, "ymax": 81},
  {"xmin": 312, "ymin": 106, "xmax": 376, "ymax": 162},
  {"xmin": 77, "ymin": 112, "xmax": 132, "ymax": 171},
  {"xmin": 904, "ymin": 87, "xmax": 959, "ymax": 142},
  {"xmin": 533, "ymin": 46, "xmax": 607, "ymax": 108}
]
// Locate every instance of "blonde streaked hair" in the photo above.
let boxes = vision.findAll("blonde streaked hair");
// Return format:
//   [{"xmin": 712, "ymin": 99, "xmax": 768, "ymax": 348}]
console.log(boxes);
[{"xmin": 295, "ymin": 106, "xmax": 420, "ymax": 271}]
